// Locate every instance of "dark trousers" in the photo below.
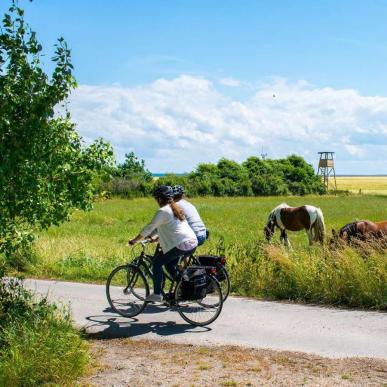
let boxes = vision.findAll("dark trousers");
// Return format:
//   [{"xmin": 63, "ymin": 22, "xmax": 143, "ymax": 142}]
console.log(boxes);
[
  {"xmin": 152, "ymin": 246, "xmax": 196, "ymax": 294},
  {"xmin": 197, "ymin": 234, "xmax": 207, "ymax": 246},
  {"xmin": 197, "ymin": 229, "xmax": 209, "ymax": 246}
]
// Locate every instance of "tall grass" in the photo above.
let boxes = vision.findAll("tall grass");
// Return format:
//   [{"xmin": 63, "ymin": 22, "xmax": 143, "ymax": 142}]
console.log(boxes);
[
  {"xmin": 28, "ymin": 196, "xmax": 387, "ymax": 309},
  {"xmin": 0, "ymin": 277, "xmax": 89, "ymax": 386},
  {"xmin": 230, "ymin": 240, "xmax": 386, "ymax": 309}
]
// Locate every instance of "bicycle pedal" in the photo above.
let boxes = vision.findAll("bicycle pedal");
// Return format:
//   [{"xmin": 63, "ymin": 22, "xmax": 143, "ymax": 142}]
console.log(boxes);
[{"xmin": 163, "ymin": 292, "xmax": 174, "ymax": 300}]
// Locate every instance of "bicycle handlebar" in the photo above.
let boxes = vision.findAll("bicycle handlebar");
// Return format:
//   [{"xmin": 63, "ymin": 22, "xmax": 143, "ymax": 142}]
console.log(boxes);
[{"xmin": 128, "ymin": 239, "xmax": 154, "ymax": 250}]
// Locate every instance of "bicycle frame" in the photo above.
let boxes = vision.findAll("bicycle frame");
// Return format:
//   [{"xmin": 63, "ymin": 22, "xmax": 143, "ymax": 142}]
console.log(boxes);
[{"xmin": 130, "ymin": 242, "xmax": 180, "ymax": 303}]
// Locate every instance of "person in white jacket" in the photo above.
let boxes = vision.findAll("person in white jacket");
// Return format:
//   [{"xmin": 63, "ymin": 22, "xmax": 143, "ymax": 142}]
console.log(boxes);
[
  {"xmin": 129, "ymin": 185, "xmax": 198, "ymax": 303},
  {"xmin": 172, "ymin": 185, "xmax": 208, "ymax": 246}
]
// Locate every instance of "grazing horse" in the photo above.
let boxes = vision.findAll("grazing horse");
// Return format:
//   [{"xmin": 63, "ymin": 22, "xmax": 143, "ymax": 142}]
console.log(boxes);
[
  {"xmin": 264, "ymin": 203, "xmax": 326, "ymax": 246},
  {"xmin": 332, "ymin": 220, "xmax": 387, "ymax": 244}
]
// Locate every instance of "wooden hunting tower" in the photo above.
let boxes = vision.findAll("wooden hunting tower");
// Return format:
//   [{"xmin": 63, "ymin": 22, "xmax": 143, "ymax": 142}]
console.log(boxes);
[{"xmin": 317, "ymin": 152, "xmax": 337, "ymax": 191}]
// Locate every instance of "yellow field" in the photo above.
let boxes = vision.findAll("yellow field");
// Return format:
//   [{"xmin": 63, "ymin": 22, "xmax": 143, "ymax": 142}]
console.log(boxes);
[{"xmin": 336, "ymin": 176, "xmax": 387, "ymax": 195}]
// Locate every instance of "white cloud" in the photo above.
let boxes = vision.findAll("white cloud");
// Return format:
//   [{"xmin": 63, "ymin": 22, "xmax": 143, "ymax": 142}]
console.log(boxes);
[
  {"xmin": 219, "ymin": 77, "xmax": 242, "ymax": 87},
  {"xmin": 69, "ymin": 75, "xmax": 387, "ymax": 174},
  {"xmin": 344, "ymin": 144, "xmax": 365, "ymax": 157}
]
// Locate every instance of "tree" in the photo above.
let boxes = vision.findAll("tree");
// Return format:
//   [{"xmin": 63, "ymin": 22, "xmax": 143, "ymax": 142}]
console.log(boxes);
[
  {"xmin": 116, "ymin": 152, "xmax": 152, "ymax": 181},
  {"xmin": 278, "ymin": 155, "xmax": 325, "ymax": 195},
  {"xmin": 0, "ymin": 2, "xmax": 114, "ymax": 262}
]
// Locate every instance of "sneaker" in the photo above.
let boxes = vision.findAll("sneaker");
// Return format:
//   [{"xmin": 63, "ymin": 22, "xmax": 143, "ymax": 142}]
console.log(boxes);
[{"xmin": 146, "ymin": 293, "xmax": 163, "ymax": 303}]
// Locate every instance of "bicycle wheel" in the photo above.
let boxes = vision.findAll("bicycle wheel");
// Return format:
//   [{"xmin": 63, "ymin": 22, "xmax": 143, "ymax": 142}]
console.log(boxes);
[
  {"xmin": 217, "ymin": 264, "xmax": 230, "ymax": 302},
  {"xmin": 106, "ymin": 264, "xmax": 149, "ymax": 318},
  {"xmin": 175, "ymin": 274, "xmax": 223, "ymax": 326},
  {"xmin": 191, "ymin": 256, "xmax": 230, "ymax": 303}
]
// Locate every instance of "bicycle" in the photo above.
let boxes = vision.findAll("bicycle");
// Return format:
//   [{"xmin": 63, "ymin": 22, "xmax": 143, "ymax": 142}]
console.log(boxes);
[{"xmin": 106, "ymin": 241, "xmax": 223, "ymax": 326}]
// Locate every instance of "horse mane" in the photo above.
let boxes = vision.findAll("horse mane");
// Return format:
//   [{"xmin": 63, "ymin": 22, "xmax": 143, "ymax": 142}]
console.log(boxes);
[{"xmin": 339, "ymin": 221, "xmax": 359, "ymax": 238}]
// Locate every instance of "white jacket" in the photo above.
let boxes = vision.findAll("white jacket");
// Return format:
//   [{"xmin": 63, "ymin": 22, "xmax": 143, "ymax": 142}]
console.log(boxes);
[
  {"xmin": 140, "ymin": 204, "xmax": 197, "ymax": 253},
  {"xmin": 178, "ymin": 199, "xmax": 206, "ymax": 237}
]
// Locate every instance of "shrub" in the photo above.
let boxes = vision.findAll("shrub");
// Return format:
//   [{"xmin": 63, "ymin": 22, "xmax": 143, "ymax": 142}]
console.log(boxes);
[{"xmin": 0, "ymin": 278, "xmax": 89, "ymax": 386}]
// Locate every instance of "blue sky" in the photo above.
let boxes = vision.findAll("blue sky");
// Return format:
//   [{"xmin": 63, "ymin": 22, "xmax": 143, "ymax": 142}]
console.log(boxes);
[{"xmin": 2, "ymin": 1, "xmax": 387, "ymax": 173}]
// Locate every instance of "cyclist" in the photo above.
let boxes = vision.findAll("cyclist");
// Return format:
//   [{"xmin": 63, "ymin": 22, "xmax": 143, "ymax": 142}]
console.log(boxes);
[
  {"xmin": 129, "ymin": 185, "xmax": 198, "ymax": 303},
  {"xmin": 173, "ymin": 185, "xmax": 208, "ymax": 246}
]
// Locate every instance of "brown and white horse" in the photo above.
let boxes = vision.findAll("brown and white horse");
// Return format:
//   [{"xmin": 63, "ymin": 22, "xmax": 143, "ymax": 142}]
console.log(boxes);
[
  {"xmin": 332, "ymin": 220, "xmax": 387, "ymax": 244},
  {"xmin": 264, "ymin": 203, "xmax": 326, "ymax": 246}
]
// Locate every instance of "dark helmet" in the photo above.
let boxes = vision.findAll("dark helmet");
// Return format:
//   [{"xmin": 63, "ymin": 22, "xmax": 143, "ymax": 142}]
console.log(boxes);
[
  {"xmin": 153, "ymin": 185, "xmax": 174, "ymax": 200},
  {"xmin": 173, "ymin": 185, "xmax": 185, "ymax": 197}
]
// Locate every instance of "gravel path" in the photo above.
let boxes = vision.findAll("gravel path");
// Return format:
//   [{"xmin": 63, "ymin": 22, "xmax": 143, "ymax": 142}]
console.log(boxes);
[{"xmin": 25, "ymin": 278, "xmax": 387, "ymax": 359}]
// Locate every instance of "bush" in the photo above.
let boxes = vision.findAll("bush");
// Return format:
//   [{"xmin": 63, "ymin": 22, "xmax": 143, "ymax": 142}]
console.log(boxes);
[
  {"xmin": 2, "ymin": 245, "xmax": 38, "ymax": 272},
  {"xmin": 0, "ymin": 277, "xmax": 89, "ymax": 386},
  {"xmin": 111, "ymin": 176, "xmax": 150, "ymax": 198}
]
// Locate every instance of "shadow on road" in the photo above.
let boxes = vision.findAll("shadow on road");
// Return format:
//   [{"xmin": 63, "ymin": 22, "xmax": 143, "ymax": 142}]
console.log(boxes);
[
  {"xmin": 104, "ymin": 304, "xmax": 167, "ymax": 315},
  {"xmin": 84, "ymin": 306, "xmax": 210, "ymax": 339}
]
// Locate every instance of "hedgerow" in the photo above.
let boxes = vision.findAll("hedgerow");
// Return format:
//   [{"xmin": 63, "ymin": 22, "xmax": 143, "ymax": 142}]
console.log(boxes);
[{"xmin": 100, "ymin": 154, "xmax": 326, "ymax": 198}]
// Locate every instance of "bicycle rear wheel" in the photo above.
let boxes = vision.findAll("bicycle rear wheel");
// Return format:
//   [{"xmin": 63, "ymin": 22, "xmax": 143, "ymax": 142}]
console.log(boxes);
[
  {"xmin": 175, "ymin": 274, "xmax": 223, "ymax": 326},
  {"xmin": 191, "ymin": 256, "xmax": 230, "ymax": 303},
  {"xmin": 106, "ymin": 264, "xmax": 149, "ymax": 318}
]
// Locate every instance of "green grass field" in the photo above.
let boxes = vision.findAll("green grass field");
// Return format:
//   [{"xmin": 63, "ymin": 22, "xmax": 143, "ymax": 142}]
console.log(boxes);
[
  {"xmin": 337, "ymin": 176, "xmax": 387, "ymax": 195},
  {"xmin": 29, "ymin": 195, "xmax": 387, "ymax": 310}
]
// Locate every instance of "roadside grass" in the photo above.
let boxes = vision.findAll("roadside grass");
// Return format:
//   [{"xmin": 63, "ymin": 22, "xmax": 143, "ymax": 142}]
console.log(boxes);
[
  {"xmin": 0, "ymin": 277, "xmax": 89, "ymax": 386},
  {"xmin": 29, "ymin": 195, "xmax": 387, "ymax": 309},
  {"xmin": 231, "ymin": 241, "xmax": 386, "ymax": 309}
]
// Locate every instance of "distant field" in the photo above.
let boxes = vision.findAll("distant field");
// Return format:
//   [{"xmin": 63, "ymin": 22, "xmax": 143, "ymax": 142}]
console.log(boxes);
[
  {"xmin": 28, "ymin": 195, "xmax": 387, "ymax": 310},
  {"xmin": 337, "ymin": 176, "xmax": 387, "ymax": 195}
]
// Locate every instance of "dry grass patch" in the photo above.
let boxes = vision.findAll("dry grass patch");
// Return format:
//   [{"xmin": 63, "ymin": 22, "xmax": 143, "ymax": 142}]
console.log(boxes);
[{"xmin": 83, "ymin": 339, "xmax": 387, "ymax": 386}]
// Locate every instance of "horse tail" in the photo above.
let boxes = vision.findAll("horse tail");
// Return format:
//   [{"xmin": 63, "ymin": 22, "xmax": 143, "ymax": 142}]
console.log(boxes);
[{"xmin": 313, "ymin": 208, "xmax": 326, "ymax": 243}]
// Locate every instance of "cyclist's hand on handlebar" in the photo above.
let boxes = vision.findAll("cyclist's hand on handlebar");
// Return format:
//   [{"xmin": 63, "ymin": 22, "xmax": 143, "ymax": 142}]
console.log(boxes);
[
  {"xmin": 128, "ymin": 234, "xmax": 156, "ymax": 246},
  {"xmin": 128, "ymin": 235, "xmax": 142, "ymax": 245},
  {"xmin": 147, "ymin": 236, "xmax": 159, "ymax": 243}
]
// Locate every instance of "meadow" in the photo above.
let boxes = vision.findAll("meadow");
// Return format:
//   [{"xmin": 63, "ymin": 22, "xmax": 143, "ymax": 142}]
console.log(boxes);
[{"xmin": 29, "ymin": 195, "xmax": 387, "ymax": 310}]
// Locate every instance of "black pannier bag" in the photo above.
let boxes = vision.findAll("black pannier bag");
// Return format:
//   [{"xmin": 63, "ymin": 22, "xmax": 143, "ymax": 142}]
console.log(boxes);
[
  {"xmin": 196, "ymin": 255, "xmax": 227, "ymax": 282},
  {"xmin": 181, "ymin": 268, "xmax": 207, "ymax": 301}
]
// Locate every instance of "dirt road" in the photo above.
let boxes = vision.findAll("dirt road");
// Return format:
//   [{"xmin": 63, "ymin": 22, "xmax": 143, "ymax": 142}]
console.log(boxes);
[{"xmin": 25, "ymin": 278, "xmax": 387, "ymax": 359}]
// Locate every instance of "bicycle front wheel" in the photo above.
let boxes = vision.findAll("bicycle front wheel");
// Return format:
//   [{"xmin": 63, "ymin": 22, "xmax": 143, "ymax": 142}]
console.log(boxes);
[
  {"xmin": 106, "ymin": 264, "xmax": 149, "ymax": 318},
  {"xmin": 175, "ymin": 274, "xmax": 223, "ymax": 326}
]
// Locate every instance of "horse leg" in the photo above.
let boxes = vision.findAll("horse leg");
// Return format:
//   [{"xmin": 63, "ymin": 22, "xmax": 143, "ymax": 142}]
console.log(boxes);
[
  {"xmin": 280, "ymin": 229, "xmax": 286, "ymax": 245},
  {"xmin": 281, "ymin": 229, "xmax": 291, "ymax": 248},
  {"xmin": 285, "ymin": 233, "xmax": 292, "ymax": 249},
  {"xmin": 279, "ymin": 229, "xmax": 285, "ymax": 245}
]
